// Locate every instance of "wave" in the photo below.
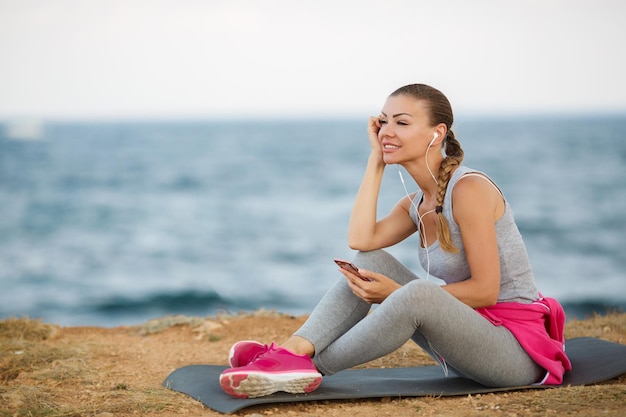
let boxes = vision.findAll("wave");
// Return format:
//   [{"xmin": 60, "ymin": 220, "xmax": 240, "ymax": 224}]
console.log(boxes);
[
  {"xmin": 85, "ymin": 291, "xmax": 624, "ymax": 322},
  {"xmin": 561, "ymin": 300, "xmax": 625, "ymax": 320},
  {"xmin": 89, "ymin": 290, "xmax": 235, "ymax": 315},
  {"xmin": 82, "ymin": 290, "xmax": 304, "ymax": 320}
]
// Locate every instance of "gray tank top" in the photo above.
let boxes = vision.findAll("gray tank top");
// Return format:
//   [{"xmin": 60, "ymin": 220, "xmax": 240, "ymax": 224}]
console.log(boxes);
[{"xmin": 409, "ymin": 165, "xmax": 539, "ymax": 303}]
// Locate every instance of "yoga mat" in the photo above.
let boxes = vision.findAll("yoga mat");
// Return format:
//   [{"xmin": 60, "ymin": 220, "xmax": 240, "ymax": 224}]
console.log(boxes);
[{"xmin": 163, "ymin": 337, "xmax": 626, "ymax": 414}]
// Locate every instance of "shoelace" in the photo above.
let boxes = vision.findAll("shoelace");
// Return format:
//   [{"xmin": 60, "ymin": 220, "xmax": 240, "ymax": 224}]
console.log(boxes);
[{"xmin": 248, "ymin": 342, "xmax": 277, "ymax": 364}]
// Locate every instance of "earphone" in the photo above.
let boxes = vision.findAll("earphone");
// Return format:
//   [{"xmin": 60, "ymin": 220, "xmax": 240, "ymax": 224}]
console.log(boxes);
[
  {"xmin": 396, "ymin": 130, "xmax": 441, "ymax": 282},
  {"xmin": 398, "ymin": 167, "xmax": 434, "ymax": 282},
  {"xmin": 429, "ymin": 132, "xmax": 439, "ymax": 146}
]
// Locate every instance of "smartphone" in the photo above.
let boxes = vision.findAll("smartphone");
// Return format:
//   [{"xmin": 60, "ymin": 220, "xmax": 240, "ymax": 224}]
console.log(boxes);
[{"xmin": 334, "ymin": 259, "xmax": 370, "ymax": 281}]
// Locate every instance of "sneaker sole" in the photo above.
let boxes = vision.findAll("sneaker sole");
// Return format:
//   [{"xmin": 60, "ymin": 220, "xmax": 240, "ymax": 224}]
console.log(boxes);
[{"xmin": 220, "ymin": 370, "xmax": 322, "ymax": 399}]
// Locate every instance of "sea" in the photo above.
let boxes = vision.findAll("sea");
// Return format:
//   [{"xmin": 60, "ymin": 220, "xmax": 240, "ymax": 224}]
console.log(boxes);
[{"xmin": 1, "ymin": 115, "xmax": 625, "ymax": 327}]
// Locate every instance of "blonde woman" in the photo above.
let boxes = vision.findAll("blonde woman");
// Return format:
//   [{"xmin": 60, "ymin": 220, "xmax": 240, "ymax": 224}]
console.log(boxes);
[{"xmin": 220, "ymin": 84, "xmax": 571, "ymax": 399}]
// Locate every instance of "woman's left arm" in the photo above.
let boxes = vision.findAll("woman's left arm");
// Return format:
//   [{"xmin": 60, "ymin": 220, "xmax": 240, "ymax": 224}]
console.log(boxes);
[{"xmin": 441, "ymin": 175, "xmax": 505, "ymax": 308}]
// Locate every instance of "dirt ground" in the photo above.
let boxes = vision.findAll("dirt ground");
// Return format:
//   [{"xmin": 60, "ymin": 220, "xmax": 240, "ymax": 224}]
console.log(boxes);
[{"xmin": 1, "ymin": 310, "xmax": 625, "ymax": 417}]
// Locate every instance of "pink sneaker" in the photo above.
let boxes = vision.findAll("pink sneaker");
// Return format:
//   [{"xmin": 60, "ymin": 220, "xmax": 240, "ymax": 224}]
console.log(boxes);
[
  {"xmin": 228, "ymin": 340, "xmax": 268, "ymax": 368},
  {"xmin": 219, "ymin": 343, "xmax": 322, "ymax": 398}
]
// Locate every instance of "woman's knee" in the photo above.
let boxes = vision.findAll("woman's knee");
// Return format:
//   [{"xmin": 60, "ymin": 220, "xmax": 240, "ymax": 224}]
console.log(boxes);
[
  {"xmin": 352, "ymin": 250, "xmax": 419, "ymax": 285},
  {"xmin": 352, "ymin": 249, "xmax": 391, "ymax": 270}
]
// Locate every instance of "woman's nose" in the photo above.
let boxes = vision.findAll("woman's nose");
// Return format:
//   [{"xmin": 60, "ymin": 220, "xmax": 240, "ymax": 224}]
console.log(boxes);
[{"xmin": 379, "ymin": 123, "xmax": 393, "ymax": 137}]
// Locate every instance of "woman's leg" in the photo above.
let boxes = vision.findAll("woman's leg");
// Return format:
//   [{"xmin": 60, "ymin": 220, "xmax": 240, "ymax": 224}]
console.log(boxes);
[
  {"xmin": 312, "ymin": 278, "xmax": 545, "ymax": 387},
  {"xmin": 291, "ymin": 250, "xmax": 419, "ymax": 355}
]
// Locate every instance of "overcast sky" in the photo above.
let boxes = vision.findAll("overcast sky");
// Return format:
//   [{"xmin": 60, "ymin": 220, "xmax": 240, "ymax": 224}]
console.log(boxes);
[{"xmin": 1, "ymin": 0, "xmax": 625, "ymax": 120}]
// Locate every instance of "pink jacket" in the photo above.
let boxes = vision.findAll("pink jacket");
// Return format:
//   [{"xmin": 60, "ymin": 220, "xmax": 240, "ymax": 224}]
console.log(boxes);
[{"xmin": 476, "ymin": 296, "xmax": 572, "ymax": 385}]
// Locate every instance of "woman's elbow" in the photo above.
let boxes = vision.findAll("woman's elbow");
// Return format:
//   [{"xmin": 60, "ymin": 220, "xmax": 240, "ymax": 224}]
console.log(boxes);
[
  {"xmin": 484, "ymin": 293, "xmax": 499, "ymax": 307},
  {"xmin": 347, "ymin": 236, "xmax": 375, "ymax": 251},
  {"xmin": 481, "ymin": 288, "xmax": 500, "ymax": 307},
  {"xmin": 348, "ymin": 240, "xmax": 367, "ymax": 251}
]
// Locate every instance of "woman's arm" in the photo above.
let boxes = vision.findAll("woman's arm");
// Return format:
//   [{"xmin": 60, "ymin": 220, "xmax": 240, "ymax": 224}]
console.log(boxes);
[
  {"xmin": 441, "ymin": 175, "xmax": 505, "ymax": 308},
  {"xmin": 347, "ymin": 117, "xmax": 417, "ymax": 251}
]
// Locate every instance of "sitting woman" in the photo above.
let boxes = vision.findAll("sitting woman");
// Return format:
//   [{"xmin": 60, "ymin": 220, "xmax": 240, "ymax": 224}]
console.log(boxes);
[{"xmin": 219, "ymin": 83, "xmax": 571, "ymax": 399}]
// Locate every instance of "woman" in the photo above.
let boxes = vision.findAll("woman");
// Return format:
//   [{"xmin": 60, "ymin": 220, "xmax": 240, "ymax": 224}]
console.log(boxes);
[{"xmin": 219, "ymin": 84, "xmax": 571, "ymax": 399}]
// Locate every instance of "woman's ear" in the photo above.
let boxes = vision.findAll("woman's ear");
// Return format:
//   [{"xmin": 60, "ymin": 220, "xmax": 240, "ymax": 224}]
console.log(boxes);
[{"xmin": 434, "ymin": 124, "xmax": 447, "ymax": 144}]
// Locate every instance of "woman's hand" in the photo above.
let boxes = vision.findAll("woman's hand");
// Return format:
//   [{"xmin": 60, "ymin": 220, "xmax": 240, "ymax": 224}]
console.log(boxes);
[
  {"xmin": 338, "ymin": 266, "xmax": 401, "ymax": 304},
  {"xmin": 367, "ymin": 116, "xmax": 383, "ymax": 161}
]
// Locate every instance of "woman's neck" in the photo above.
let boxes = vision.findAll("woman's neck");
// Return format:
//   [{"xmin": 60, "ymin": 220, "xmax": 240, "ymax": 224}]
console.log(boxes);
[{"xmin": 402, "ymin": 155, "xmax": 443, "ymax": 200}]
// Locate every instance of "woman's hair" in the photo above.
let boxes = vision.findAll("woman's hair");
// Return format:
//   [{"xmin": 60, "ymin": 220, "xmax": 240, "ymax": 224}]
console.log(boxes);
[{"xmin": 390, "ymin": 84, "xmax": 464, "ymax": 253}]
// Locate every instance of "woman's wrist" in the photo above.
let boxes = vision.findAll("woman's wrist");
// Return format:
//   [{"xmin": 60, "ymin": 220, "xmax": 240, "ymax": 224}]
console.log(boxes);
[{"xmin": 367, "ymin": 152, "xmax": 385, "ymax": 169}]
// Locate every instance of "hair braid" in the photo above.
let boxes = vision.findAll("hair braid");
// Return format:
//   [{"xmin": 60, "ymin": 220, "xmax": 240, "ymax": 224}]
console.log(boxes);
[{"xmin": 435, "ymin": 129, "xmax": 464, "ymax": 253}]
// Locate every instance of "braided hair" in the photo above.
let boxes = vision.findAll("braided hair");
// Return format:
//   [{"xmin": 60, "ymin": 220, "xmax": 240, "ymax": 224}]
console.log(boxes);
[{"xmin": 390, "ymin": 84, "xmax": 464, "ymax": 253}]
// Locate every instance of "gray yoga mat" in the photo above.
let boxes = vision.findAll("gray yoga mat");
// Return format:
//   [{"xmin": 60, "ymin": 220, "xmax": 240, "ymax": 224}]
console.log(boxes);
[{"xmin": 163, "ymin": 337, "xmax": 626, "ymax": 414}]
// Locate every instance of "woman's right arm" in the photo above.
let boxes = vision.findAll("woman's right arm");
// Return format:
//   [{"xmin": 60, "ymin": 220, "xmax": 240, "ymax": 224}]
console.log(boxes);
[{"xmin": 347, "ymin": 118, "xmax": 417, "ymax": 251}]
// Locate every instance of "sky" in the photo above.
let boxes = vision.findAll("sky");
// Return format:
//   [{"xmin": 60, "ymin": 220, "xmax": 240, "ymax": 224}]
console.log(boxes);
[{"xmin": 1, "ymin": 0, "xmax": 625, "ymax": 121}]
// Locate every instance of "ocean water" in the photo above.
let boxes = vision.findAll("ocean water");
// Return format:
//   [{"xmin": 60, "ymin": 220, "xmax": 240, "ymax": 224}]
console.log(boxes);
[{"xmin": 1, "ymin": 116, "xmax": 625, "ymax": 327}]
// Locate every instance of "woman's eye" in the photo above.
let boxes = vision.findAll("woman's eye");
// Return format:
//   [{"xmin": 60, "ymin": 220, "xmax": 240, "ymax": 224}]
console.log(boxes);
[{"xmin": 379, "ymin": 119, "xmax": 387, "ymax": 124}]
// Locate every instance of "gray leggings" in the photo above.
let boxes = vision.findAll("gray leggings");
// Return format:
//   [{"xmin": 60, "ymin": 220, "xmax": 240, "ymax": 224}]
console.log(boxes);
[{"xmin": 293, "ymin": 250, "xmax": 545, "ymax": 387}]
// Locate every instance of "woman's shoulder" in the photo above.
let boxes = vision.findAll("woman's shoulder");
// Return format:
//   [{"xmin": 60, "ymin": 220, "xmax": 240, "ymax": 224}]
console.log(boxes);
[
  {"xmin": 451, "ymin": 166, "xmax": 500, "ymax": 191},
  {"xmin": 451, "ymin": 165, "xmax": 486, "ymax": 180},
  {"xmin": 450, "ymin": 166, "xmax": 506, "ymax": 220}
]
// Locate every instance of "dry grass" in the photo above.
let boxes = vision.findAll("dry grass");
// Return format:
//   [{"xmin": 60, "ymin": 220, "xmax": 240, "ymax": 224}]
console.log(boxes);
[
  {"xmin": 0, "ymin": 318, "xmax": 63, "ymax": 384},
  {"xmin": 0, "ymin": 312, "xmax": 625, "ymax": 417},
  {"xmin": 0, "ymin": 317, "xmax": 181, "ymax": 417}
]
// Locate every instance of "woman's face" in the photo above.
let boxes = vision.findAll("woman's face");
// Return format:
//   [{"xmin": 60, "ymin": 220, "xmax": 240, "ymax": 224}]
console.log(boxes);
[{"xmin": 378, "ymin": 95, "xmax": 437, "ymax": 165}]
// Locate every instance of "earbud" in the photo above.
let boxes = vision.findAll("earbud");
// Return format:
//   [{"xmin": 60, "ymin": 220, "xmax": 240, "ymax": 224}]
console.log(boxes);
[{"xmin": 429, "ymin": 133, "xmax": 439, "ymax": 146}]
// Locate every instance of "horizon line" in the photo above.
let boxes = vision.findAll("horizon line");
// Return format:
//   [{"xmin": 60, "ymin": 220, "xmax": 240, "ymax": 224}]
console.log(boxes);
[{"xmin": 2, "ymin": 108, "xmax": 626, "ymax": 124}]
